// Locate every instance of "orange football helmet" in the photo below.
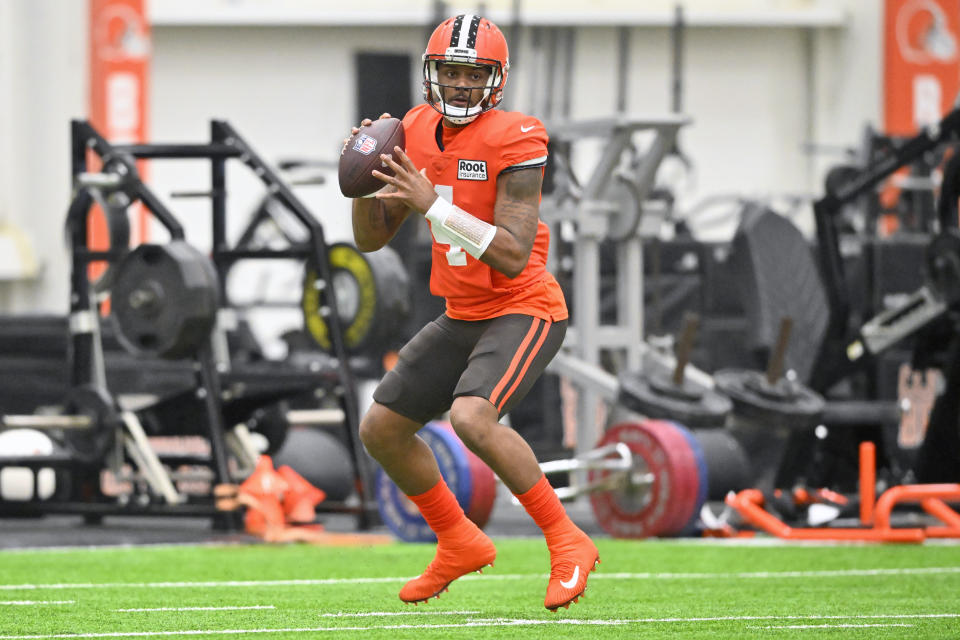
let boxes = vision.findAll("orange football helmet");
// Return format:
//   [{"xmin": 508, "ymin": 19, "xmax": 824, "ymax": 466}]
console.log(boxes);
[{"xmin": 422, "ymin": 14, "xmax": 510, "ymax": 124}]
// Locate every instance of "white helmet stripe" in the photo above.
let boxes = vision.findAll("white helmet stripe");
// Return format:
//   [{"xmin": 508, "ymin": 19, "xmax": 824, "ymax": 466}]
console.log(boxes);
[{"xmin": 455, "ymin": 14, "xmax": 479, "ymax": 50}]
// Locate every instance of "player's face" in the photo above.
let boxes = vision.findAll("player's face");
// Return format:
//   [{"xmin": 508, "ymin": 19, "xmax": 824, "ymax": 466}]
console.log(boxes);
[{"xmin": 437, "ymin": 63, "xmax": 493, "ymax": 109}]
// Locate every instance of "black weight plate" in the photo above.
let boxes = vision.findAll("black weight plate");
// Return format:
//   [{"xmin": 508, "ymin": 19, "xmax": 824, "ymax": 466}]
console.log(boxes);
[
  {"xmin": 691, "ymin": 428, "xmax": 752, "ymax": 500},
  {"xmin": 618, "ymin": 369, "xmax": 732, "ymax": 428},
  {"xmin": 714, "ymin": 368, "xmax": 824, "ymax": 430},
  {"xmin": 303, "ymin": 243, "xmax": 410, "ymax": 357},
  {"xmin": 925, "ymin": 229, "xmax": 960, "ymax": 305},
  {"xmin": 88, "ymin": 196, "xmax": 131, "ymax": 293},
  {"xmin": 111, "ymin": 241, "xmax": 219, "ymax": 359},
  {"xmin": 61, "ymin": 384, "xmax": 120, "ymax": 464}
]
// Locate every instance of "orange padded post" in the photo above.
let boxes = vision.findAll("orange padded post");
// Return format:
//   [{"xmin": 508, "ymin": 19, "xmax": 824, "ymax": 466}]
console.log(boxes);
[{"xmin": 859, "ymin": 441, "xmax": 876, "ymax": 525}]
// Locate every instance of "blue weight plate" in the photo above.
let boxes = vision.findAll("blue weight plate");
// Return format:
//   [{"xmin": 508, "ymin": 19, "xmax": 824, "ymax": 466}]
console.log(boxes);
[
  {"xmin": 669, "ymin": 421, "xmax": 709, "ymax": 535},
  {"xmin": 375, "ymin": 421, "xmax": 474, "ymax": 542}
]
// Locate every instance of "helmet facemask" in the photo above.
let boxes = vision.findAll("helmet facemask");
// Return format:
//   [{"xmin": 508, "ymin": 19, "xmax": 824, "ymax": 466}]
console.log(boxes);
[
  {"xmin": 422, "ymin": 14, "xmax": 510, "ymax": 124},
  {"xmin": 423, "ymin": 58, "xmax": 505, "ymax": 125}
]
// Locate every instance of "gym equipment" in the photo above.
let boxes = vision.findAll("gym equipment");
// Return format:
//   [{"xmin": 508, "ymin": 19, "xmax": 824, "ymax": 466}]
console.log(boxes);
[
  {"xmin": 110, "ymin": 242, "xmax": 220, "ymax": 360},
  {"xmin": 272, "ymin": 427, "xmax": 355, "ymax": 503},
  {"xmin": 82, "ymin": 185, "xmax": 131, "ymax": 293},
  {"xmin": 0, "ymin": 119, "xmax": 379, "ymax": 528},
  {"xmin": 672, "ymin": 421, "xmax": 709, "ymax": 533},
  {"xmin": 726, "ymin": 441, "xmax": 960, "ymax": 542},
  {"xmin": 529, "ymin": 417, "xmax": 708, "ymax": 538},
  {"xmin": 0, "ymin": 429, "xmax": 59, "ymax": 501},
  {"xmin": 228, "ymin": 190, "xmax": 412, "ymax": 364},
  {"xmin": 540, "ymin": 114, "xmax": 691, "ymax": 457},
  {"xmin": 58, "ymin": 384, "xmax": 122, "ymax": 465},
  {"xmin": 690, "ymin": 428, "xmax": 752, "ymax": 501},
  {"xmin": 586, "ymin": 420, "xmax": 703, "ymax": 538},
  {"xmin": 728, "ymin": 204, "xmax": 830, "ymax": 385},
  {"xmin": 714, "ymin": 318, "xmax": 825, "ymax": 494},
  {"xmin": 1, "ymin": 385, "xmax": 121, "ymax": 468},
  {"xmin": 302, "ymin": 243, "xmax": 410, "ymax": 357},
  {"xmin": 617, "ymin": 314, "xmax": 732, "ymax": 428},
  {"xmin": 375, "ymin": 421, "xmax": 496, "ymax": 542},
  {"xmin": 812, "ymin": 103, "xmax": 960, "ymax": 391}
]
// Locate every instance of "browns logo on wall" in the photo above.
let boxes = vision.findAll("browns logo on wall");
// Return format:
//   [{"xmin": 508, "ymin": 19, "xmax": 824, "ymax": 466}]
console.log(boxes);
[
  {"xmin": 884, "ymin": 0, "xmax": 960, "ymax": 136},
  {"xmin": 89, "ymin": 0, "xmax": 151, "ymax": 257}
]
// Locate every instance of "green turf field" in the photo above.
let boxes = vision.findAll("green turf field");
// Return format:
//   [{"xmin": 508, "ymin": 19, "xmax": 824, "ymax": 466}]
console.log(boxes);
[{"xmin": 0, "ymin": 538, "xmax": 958, "ymax": 639}]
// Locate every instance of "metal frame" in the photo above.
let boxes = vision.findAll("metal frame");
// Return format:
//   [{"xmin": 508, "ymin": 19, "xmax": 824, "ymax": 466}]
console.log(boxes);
[
  {"xmin": 540, "ymin": 114, "xmax": 690, "ymax": 456},
  {"xmin": 810, "ymin": 106, "xmax": 960, "ymax": 391},
  {"xmin": 27, "ymin": 119, "xmax": 376, "ymax": 526}
]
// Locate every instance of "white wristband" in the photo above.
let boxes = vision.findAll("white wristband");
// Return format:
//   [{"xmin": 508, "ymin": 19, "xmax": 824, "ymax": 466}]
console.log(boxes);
[{"xmin": 424, "ymin": 196, "xmax": 497, "ymax": 259}]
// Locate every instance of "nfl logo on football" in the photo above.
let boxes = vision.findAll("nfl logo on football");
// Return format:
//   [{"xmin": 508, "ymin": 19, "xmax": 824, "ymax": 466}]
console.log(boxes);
[{"xmin": 353, "ymin": 134, "xmax": 378, "ymax": 155}]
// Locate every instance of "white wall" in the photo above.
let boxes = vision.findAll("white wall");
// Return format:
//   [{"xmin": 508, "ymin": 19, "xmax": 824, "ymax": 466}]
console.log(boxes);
[
  {"xmin": 148, "ymin": 24, "xmax": 426, "ymax": 252},
  {"xmin": 0, "ymin": 1, "xmax": 886, "ymax": 313},
  {"xmin": 0, "ymin": 0, "xmax": 87, "ymax": 314}
]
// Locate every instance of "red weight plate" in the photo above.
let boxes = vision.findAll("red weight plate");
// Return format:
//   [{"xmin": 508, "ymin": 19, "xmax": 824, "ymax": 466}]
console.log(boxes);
[
  {"xmin": 649, "ymin": 420, "xmax": 700, "ymax": 536},
  {"xmin": 588, "ymin": 420, "xmax": 697, "ymax": 538}
]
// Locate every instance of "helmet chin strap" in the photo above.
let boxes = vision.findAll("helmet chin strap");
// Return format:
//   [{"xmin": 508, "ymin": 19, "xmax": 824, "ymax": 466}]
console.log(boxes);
[{"xmin": 437, "ymin": 96, "xmax": 484, "ymax": 124}]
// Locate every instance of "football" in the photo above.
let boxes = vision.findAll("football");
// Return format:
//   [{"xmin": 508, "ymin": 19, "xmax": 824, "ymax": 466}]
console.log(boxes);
[{"xmin": 338, "ymin": 117, "xmax": 406, "ymax": 198}]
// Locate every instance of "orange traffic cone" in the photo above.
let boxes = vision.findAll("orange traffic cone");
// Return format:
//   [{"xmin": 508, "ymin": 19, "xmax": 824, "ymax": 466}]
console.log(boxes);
[
  {"xmin": 238, "ymin": 456, "xmax": 289, "ymax": 538},
  {"xmin": 277, "ymin": 465, "xmax": 327, "ymax": 524}
]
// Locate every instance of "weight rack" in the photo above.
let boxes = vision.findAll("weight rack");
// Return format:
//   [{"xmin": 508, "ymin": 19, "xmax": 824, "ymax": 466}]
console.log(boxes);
[{"xmin": 0, "ymin": 120, "xmax": 376, "ymax": 527}]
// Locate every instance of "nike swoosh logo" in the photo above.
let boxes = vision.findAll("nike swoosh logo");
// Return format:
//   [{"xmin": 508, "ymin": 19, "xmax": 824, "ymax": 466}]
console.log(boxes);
[
  {"xmin": 559, "ymin": 565, "xmax": 580, "ymax": 589},
  {"xmin": 520, "ymin": 124, "xmax": 535, "ymax": 132}
]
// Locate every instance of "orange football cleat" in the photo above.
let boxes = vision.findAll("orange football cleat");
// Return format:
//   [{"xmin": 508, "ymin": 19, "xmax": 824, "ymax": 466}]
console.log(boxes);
[
  {"xmin": 399, "ymin": 518, "xmax": 496, "ymax": 604},
  {"xmin": 543, "ymin": 523, "xmax": 599, "ymax": 611}
]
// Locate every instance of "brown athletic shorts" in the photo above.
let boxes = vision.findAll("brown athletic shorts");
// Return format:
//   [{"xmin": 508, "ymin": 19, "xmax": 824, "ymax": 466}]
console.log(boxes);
[{"xmin": 373, "ymin": 313, "xmax": 567, "ymax": 424}]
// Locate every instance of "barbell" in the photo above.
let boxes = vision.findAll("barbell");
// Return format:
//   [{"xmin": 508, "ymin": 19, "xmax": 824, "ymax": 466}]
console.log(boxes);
[
  {"xmin": 0, "ymin": 384, "xmax": 121, "ymax": 464},
  {"xmin": 374, "ymin": 418, "xmax": 721, "ymax": 541}
]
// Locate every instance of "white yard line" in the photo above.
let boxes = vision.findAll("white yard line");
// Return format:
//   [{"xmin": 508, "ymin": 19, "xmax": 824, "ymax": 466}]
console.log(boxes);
[
  {"xmin": 319, "ymin": 611, "xmax": 480, "ymax": 617},
  {"xmin": 0, "ymin": 542, "xmax": 249, "ymax": 555},
  {"xmin": 2, "ymin": 538, "xmax": 958, "ymax": 554},
  {"xmin": 2, "ymin": 565, "xmax": 959, "ymax": 591},
  {"xmin": 759, "ymin": 624, "xmax": 914, "ymax": 629},
  {"xmin": 116, "ymin": 606, "xmax": 275, "ymax": 612},
  {"xmin": 0, "ymin": 613, "xmax": 956, "ymax": 639}
]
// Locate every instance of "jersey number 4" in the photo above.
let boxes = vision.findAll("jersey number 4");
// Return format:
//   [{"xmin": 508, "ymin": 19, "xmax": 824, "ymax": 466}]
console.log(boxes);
[{"xmin": 431, "ymin": 185, "xmax": 467, "ymax": 266}]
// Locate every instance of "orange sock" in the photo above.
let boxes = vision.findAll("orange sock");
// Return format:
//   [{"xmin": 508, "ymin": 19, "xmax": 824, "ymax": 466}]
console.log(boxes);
[
  {"xmin": 407, "ymin": 478, "xmax": 464, "ymax": 534},
  {"xmin": 514, "ymin": 474, "xmax": 568, "ymax": 531}
]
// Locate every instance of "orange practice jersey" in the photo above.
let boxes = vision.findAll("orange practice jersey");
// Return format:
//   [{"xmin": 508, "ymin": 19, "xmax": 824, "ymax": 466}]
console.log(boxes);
[{"xmin": 401, "ymin": 103, "xmax": 568, "ymax": 322}]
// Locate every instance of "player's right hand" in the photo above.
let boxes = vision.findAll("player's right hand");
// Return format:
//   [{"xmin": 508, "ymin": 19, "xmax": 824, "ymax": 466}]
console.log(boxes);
[{"xmin": 341, "ymin": 113, "xmax": 393, "ymax": 155}]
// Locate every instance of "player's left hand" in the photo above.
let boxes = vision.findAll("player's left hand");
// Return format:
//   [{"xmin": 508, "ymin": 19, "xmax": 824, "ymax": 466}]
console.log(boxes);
[{"xmin": 373, "ymin": 147, "xmax": 437, "ymax": 213}]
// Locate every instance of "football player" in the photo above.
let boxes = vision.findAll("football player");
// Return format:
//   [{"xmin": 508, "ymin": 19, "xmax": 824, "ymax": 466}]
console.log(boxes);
[{"xmin": 347, "ymin": 14, "xmax": 599, "ymax": 611}]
